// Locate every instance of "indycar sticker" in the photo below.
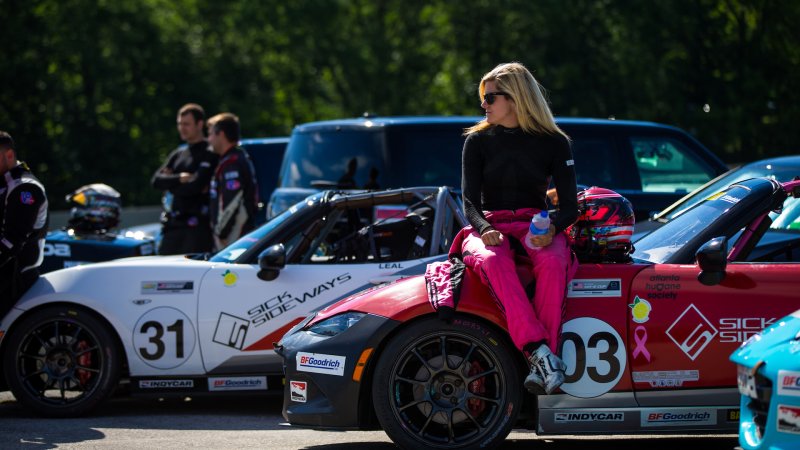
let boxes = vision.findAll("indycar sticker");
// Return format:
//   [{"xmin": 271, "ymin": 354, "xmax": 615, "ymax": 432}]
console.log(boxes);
[
  {"xmin": 139, "ymin": 379, "xmax": 194, "ymax": 389},
  {"xmin": 296, "ymin": 352, "xmax": 346, "ymax": 376},
  {"xmin": 554, "ymin": 411, "xmax": 624, "ymax": 422},
  {"xmin": 290, "ymin": 380, "xmax": 307, "ymax": 402},
  {"xmin": 777, "ymin": 405, "xmax": 800, "ymax": 434},
  {"xmin": 559, "ymin": 317, "xmax": 626, "ymax": 398}
]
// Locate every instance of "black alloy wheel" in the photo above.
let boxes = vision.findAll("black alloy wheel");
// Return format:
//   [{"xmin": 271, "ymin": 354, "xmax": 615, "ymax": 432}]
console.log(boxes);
[
  {"xmin": 3, "ymin": 306, "xmax": 122, "ymax": 417},
  {"xmin": 372, "ymin": 316, "xmax": 522, "ymax": 450}
]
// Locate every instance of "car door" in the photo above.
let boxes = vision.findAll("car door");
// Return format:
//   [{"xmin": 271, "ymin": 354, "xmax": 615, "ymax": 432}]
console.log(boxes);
[
  {"xmin": 629, "ymin": 262, "xmax": 799, "ymax": 408},
  {"xmin": 196, "ymin": 202, "xmax": 445, "ymax": 378}
]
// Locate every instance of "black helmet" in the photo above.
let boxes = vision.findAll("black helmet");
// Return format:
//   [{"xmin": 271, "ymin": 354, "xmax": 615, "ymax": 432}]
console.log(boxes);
[{"xmin": 66, "ymin": 183, "xmax": 122, "ymax": 232}]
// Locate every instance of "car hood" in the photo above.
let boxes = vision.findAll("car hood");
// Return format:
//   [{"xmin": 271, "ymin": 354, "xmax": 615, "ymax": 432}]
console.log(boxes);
[{"xmin": 730, "ymin": 309, "xmax": 800, "ymax": 367}]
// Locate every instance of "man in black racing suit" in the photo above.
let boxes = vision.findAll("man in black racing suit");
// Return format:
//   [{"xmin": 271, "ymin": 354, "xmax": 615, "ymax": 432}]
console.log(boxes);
[
  {"xmin": 207, "ymin": 113, "xmax": 258, "ymax": 251},
  {"xmin": 0, "ymin": 131, "xmax": 48, "ymax": 318},
  {"xmin": 151, "ymin": 103, "xmax": 218, "ymax": 254}
]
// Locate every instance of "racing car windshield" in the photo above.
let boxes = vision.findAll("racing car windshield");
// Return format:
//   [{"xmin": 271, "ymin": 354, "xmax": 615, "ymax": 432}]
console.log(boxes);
[
  {"xmin": 633, "ymin": 185, "xmax": 751, "ymax": 264},
  {"xmin": 209, "ymin": 194, "xmax": 321, "ymax": 264}
]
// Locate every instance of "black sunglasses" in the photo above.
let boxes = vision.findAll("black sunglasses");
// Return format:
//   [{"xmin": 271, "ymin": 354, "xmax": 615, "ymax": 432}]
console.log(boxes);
[{"xmin": 483, "ymin": 91, "xmax": 509, "ymax": 105}]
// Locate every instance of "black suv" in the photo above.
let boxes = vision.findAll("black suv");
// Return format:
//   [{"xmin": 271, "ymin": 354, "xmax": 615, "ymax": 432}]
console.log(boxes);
[{"xmin": 268, "ymin": 116, "xmax": 728, "ymax": 220}]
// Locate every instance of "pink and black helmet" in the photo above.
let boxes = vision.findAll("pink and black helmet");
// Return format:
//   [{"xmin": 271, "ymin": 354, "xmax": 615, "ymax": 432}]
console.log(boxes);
[{"xmin": 569, "ymin": 187, "xmax": 635, "ymax": 262}]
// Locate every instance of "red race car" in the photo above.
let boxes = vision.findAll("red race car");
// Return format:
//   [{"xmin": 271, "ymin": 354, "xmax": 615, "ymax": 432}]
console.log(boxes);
[{"xmin": 277, "ymin": 176, "xmax": 800, "ymax": 449}]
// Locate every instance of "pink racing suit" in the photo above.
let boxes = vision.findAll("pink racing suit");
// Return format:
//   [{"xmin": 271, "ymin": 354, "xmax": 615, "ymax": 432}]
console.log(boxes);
[{"xmin": 461, "ymin": 208, "xmax": 576, "ymax": 354}]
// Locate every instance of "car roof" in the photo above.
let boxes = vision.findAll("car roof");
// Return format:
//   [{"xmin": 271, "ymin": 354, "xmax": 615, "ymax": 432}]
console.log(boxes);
[
  {"xmin": 291, "ymin": 116, "xmax": 688, "ymax": 132},
  {"xmin": 739, "ymin": 154, "xmax": 800, "ymax": 168},
  {"xmin": 240, "ymin": 136, "xmax": 290, "ymax": 145}
]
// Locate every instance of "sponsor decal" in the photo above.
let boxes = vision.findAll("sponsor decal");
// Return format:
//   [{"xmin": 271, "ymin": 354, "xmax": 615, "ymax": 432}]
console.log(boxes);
[
  {"xmin": 208, "ymin": 376, "xmax": 267, "ymax": 391},
  {"xmin": 379, "ymin": 262, "xmax": 404, "ymax": 269},
  {"xmin": 141, "ymin": 281, "xmax": 194, "ymax": 294},
  {"xmin": 567, "ymin": 279, "xmax": 621, "ymax": 298},
  {"xmin": 140, "ymin": 243, "xmax": 154, "ymax": 255},
  {"xmin": 629, "ymin": 296, "xmax": 652, "ymax": 323},
  {"xmin": 666, "ymin": 304, "xmax": 717, "ymax": 361},
  {"xmin": 139, "ymin": 379, "xmax": 194, "ymax": 389},
  {"xmin": 213, "ymin": 312, "xmax": 250, "ymax": 350},
  {"xmin": 644, "ymin": 274, "xmax": 681, "ymax": 300},
  {"xmin": 247, "ymin": 274, "xmax": 352, "ymax": 326},
  {"xmin": 641, "ymin": 409, "xmax": 716, "ymax": 427},
  {"xmin": 554, "ymin": 412, "xmax": 624, "ymax": 422},
  {"xmin": 777, "ymin": 404, "xmax": 800, "ymax": 434},
  {"xmin": 778, "ymin": 370, "xmax": 800, "ymax": 397},
  {"xmin": 719, "ymin": 194, "xmax": 741, "ymax": 204},
  {"xmin": 221, "ymin": 269, "xmax": 238, "ymax": 287},
  {"xmin": 226, "ymin": 180, "xmax": 241, "ymax": 190},
  {"xmin": 290, "ymin": 380, "xmax": 307, "ymax": 403},
  {"xmin": 560, "ymin": 317, "xmax": 626, "ymax": 398},
  {"xmin": 632, "ymin": 370, "xmax": 699, "ymax": 388},
  {"xmin": 719, "ymin": 317, "xmax": 776, "ymax": 343},
  {"xmin": 224, "ymin": 170, "xmax": 239, "ymax": 179},
  {"xmin": 727, "ymin": 409, "xmax": 740, "ymax": 422},
  {"xmin": 296, "ymin": 352, "xmax": 346, "ymax": 376},
  {"xmin": 20, "ymin": 191, "xmax": 35, "ymax": 205},
  {"xmin": 132, "ymin": 299, "xmax": 152, "ymax": 305},
  {"xmin": 43, "ymin": 243, "xmax": 71, "ymax": 257},
  {"xmin": 632, "ymin": 326, "xmax": 651, "ymax": 362},
  {"xmin": 566, "ymin": 159, "xmax": 574, "ymax": 166}
]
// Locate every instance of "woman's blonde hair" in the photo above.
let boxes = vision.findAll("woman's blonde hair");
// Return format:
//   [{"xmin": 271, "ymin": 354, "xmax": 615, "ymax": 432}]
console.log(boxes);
[{"xmin": 465, "ymin": 62, "xmax": 568, "ymax": 139}]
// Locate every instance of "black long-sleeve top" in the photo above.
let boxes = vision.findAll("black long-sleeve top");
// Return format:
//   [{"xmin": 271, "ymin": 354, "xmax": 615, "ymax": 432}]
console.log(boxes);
[
  {"xmin": 461, "ymin": 125, "xmax": 578, "ymax": 235},
  {"xmin": 1, "ymin": 162, "xmax": 48, "ymax": 271},
  {"xmin": 151, "ymin": 141, "xmax": 219, "ymax": 222}
]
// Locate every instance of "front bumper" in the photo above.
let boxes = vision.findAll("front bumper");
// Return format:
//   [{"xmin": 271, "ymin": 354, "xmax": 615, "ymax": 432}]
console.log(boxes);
[
  {"xmin": 735, "ymin": 357, "xmax": 800, "ymax": 449},
  {"xmin": 277, "ymin": 312, "xmax": 401, "ymax": 428}
]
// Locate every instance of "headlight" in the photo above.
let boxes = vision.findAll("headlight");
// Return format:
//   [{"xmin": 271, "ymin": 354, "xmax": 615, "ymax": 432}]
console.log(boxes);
[{"xmin": 307, "ymin": 312, "xmax": 366, "ymax": 337}]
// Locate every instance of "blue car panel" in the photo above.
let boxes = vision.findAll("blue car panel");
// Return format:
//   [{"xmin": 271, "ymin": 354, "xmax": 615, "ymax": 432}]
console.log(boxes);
[{"xmin": 731, "ymin": 308, "xmax": 800, "ymax": 449}]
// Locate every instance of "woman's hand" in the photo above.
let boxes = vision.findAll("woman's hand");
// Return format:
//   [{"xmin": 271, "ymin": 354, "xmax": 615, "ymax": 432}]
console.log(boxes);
[
  {"xmin": 528, "ymin": 224, "xmax": 556, "ymax": 248},
  {"xmin": 481, "ymin": 228, "xmax": 504, "ymax": 246}
]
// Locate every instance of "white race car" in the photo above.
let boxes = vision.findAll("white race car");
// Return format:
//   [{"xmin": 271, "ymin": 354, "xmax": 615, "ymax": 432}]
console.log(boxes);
[{"xmin": 0, "ymin": 187, "xmax": 466, "ymax": 417}]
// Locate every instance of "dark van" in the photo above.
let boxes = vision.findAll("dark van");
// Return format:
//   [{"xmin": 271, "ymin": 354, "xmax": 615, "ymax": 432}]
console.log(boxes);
[{"xmin": 268, "ymin": 116, "xmax": 727, "ymax": 220}]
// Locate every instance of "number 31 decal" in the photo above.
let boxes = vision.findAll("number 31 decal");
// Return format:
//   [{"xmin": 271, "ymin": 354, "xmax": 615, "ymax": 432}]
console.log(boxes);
[
  {"xmin": 133, "ymin": 307, "xmax": 196, "ymax": 369},
  {"xmin": 558, "ymin": 317, "xmax": 626, "ymax": 398}
]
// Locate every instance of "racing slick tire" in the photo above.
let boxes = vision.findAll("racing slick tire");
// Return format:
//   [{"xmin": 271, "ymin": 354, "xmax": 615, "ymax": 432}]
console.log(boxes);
[
  {"xmin": 3, "ymin": 305, "xmax": 123, "ymax": 417},
  {"xmin": 372, "ymin": 316, "xmax": 522, "ymax": 450}
]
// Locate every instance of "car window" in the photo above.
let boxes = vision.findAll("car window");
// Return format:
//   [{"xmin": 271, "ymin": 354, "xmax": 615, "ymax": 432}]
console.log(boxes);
[
  {"xmin": 571, "ymin": 137, "xmax": 636, "ymax": 189},
  {"xmin": 772, "ymin": 196, "xmax": 800, "ymax": 231},
  {"xmin": 303, "ymin": 201, "xmax": 436, "ymax": 264},
  {"xmin": 631, "ymin": 137, "xmax": 716, "ymax": 194},
  {"xmin": 279, "ymin": 130, "xmax": 385, "ymax": 189}
]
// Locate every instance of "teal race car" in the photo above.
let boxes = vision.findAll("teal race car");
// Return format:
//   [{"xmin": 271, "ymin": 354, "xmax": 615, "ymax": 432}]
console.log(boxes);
[{"xmin": 731, "ymin": 308, "xmax": 800, "ymax": 449}]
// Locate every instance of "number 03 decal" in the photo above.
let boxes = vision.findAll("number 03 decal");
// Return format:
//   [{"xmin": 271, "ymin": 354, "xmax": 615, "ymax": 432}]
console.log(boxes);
[
  {"xmin": 558, "ymin": 317, "xmax": 626, "ymax": 398},
  {"xmin": 133, "ymin": 307, "xmax": 197, "ymax": 369}
]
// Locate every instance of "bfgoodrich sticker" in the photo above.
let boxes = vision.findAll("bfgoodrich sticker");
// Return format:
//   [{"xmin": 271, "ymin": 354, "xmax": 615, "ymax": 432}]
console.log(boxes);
[
  {"xmin": 641, "ymin": 409, "xmax": 716, "ymax": 427},
  {"xmin": 207, "ymin": 376, "xmax": 267, "ymax": 391},
  {"xmin": 296, "ymin": 352, "xmax": 346, "ymax": 376}
]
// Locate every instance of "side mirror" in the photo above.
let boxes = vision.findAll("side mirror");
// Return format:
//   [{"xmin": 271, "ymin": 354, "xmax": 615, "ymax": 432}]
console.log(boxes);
[
  {"xmin": 696, "ymin": 236, "xmax": 727, "ymax": 286},
  {"xmin": 257, "ymin": 244, "xmax": 286, "ymax": 281}
]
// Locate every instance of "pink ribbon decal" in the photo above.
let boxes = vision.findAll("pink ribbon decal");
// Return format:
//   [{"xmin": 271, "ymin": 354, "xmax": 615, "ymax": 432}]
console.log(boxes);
[{"xmin": 633, "ymin": 325, "xmax": 651, "ymax": 362}]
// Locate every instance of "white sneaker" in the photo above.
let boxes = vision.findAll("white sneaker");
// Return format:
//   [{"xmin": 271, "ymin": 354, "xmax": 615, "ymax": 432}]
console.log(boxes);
[{"xmin": 524, "ymin": 345, "xmax": 566, "ymax": 395}]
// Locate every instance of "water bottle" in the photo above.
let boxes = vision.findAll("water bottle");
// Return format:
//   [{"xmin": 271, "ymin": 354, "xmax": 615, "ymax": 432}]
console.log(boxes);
[{"xmin": 526, "ymin": 211, "xmax": 550, "ymax": 249}]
